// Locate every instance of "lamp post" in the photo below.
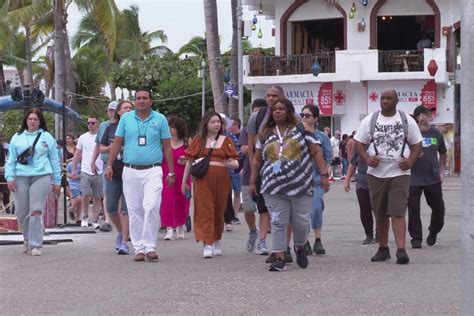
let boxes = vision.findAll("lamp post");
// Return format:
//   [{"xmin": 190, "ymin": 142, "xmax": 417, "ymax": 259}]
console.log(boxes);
[
  {"xmin": 198, "ymin": 39, "xmax": 207, "ymax": 117},
  {"xmin": 237, "ymin": 0, "xmax": 244, "ymax": 120}
]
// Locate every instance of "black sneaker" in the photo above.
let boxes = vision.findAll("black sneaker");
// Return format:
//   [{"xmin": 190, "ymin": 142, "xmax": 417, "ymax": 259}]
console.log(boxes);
[
  {"xmin": 396, "ymin": 248, "xmax": 410, "ymax": 264},
  {"xmin": 371, "ymin": 247, "xmax": 391, "ymax": 262},
  {"xmin": 363, "ymin": 235, "xmax": 375, "ymax": 245},
  {"xmin": 231, "ymin": 217, "xmax": 241, "ymax": 225},
  {"xmin": 294, "ymin": 245, "xmax": 308, "ymax": 269},
  {"xmin": 313, "ymin": 238, "xmax": 326, "ymax": 255},
  {"xmin": 269, "ymin": 257, "xmax": 286, "ymax": 272},
  {"xmin": 265, "ymin": 252, "xmax": 277, "ymax": 263},
  {"xmin": 284, "ymin": 247, "xmax": 293, "ymax": 264},
  {"xmin": 411, "ymin": 240, "xmax": 422, "ymax": 249},
  {"xmin": 303, "ymin": 240, "xmax": 313, "ymax": 256},
  {"xmin": 426, "ymin": 232, "xmax": 437, "ymax": 246}
]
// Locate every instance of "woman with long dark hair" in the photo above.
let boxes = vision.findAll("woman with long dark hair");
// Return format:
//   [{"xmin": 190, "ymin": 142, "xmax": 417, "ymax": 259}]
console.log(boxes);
[
  {"xmin": 181, "ymin": 110, "xmax": 239, "ymax": 258},
  {"xmin": 161, "ymin": 116, "xmax": 191, "ymax": 240},
  {"xmin": 5, "ymin": 108, "xmax": 61, "ymax": 256},
  {"xmin": 249, "ymin": 99, "xmax": 330, "ymax": 271},
  {"xmin": 100, "ymin": 100, "xmax": 133, "ymax": 254}
]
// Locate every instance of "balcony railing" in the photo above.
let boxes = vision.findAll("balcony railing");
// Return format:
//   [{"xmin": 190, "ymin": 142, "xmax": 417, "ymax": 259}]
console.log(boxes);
[
  {"xmin": 379, "ymin": 50, "xmax": 424, "ymax": 72},
  {"xmin": 248, "ymin": 52, "xmax": 335, "ymax": 76}
]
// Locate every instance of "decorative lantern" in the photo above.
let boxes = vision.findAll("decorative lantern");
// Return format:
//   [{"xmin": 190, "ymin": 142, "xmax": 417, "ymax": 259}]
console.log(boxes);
[
  {"xmin": 427, "ymin": 59, "xmax": 438, "ymax": 76},
  {"xmin": 312, "ymin": 61, "xmax": 321, "ymax": 77},
  {"xmin": 362, "ymin": 0, "xmax": 368, "ymax": 6},
  {"xmin": 358, "ymin": 18, "xmax": 366, "ymax": 32},
  {"xmin": 349, "ymin": 10, "xmax": 355, "ymax": 19},
  {"xmin": 351, "ymin": 2, "xmax": 357, "ymax": 13},
  {"xmin": 259, "ymin": 2, "xmax": 264, "ymax": 14},
  {"xmin": 252, "ymin": 14, "xmax": 258, "ymax": 31},
  {"xmin": 258, "ymin": 27, "xmax": 263, "ymax": 39}
]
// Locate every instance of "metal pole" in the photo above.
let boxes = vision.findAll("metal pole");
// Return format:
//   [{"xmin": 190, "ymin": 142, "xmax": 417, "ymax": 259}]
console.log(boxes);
[
  {"xmin": 62, "ymin": 94, "xmax": 68, "ymax": 225},
  {"xmin": 201, "ymin": 58, "xmax": 206, "ymax": 117},
  {"xmin": 461, "ymin": 0, "xmax": 474, "ymax": 313},
  {"xmin": 23, "ymin": 85, "xmax": 31, "ymax": 114},
  {"xmin": 237, "ymin": 0, "xmax": 244, "ymax": 121}
]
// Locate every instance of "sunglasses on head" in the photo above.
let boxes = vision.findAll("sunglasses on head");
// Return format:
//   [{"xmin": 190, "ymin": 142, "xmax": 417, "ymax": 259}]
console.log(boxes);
[{"xmin": 299, "ymin": 113, "xmax": 313, "ymax": 119}]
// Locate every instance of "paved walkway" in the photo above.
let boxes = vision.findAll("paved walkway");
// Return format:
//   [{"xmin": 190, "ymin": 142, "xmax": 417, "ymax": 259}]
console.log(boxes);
[{"xmin": 0, "ymin": 177, "xmax": 461, "ymax": 314}]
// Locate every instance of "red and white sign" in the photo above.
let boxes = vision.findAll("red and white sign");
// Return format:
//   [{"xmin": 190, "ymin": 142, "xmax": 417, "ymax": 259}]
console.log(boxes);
[
  {"xmin": 318, "ymin": 83, "xmax": 333, "ymax": 116},
  {"xmin": 368, "ymin": 80, "xmax": 437, "ymax": 113}
]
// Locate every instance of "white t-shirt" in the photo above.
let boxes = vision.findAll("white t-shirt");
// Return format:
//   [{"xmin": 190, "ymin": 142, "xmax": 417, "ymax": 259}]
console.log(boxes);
[
  {"xmin": 330, "ymin": 137, "xmax": 340, "ymax": 158},
  {"xmin": 77, "ymin": 132, "xmax": 103, "ymax": 175},
  {"xmin": 354, "ymin": 111, "xmax": 422, "ymax": 178}
]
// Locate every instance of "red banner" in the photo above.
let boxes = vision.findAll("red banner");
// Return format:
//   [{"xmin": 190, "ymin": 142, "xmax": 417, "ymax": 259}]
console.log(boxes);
[
  {"xmin": 318, "ymin": 83, "xmax": 333, "ymax": 116},
  {"xmin": 420, "ymin": 80, "xmax": 437, "ymax": 113}
]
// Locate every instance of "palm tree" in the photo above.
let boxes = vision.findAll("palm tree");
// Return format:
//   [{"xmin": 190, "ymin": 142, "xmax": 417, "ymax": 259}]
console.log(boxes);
[
  {"xmin": 4, "ymin": 0, "xmax": 52, "ymax": 87},
  {"xmin": 204, "ymin": 0, "xmax": 226, "ymax": 114},
  {"xmin": 177, "ymin": 36, "xmax": 206, "ymax": 58},
  {"xmin": 229, "ymin": 0, "xmax": 238, "ymax": 118}
]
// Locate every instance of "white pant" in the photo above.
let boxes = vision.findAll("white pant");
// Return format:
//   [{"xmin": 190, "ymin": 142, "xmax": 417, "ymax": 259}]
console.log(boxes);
[{"xmin": 122, "ymin": 166, "xmax": 163, "ymax": 254}]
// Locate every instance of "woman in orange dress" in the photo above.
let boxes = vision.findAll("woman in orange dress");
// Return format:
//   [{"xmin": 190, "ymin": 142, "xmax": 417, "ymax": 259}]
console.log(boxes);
[{"xmin": 182, "ymin": 110, "xmax": 239, "ymax": 258}]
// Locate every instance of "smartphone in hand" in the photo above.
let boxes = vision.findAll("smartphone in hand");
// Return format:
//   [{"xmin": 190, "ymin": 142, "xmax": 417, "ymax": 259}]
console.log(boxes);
[{"xmin": 185, "ymin": 189, "xmax": 192, "ymax": 200}]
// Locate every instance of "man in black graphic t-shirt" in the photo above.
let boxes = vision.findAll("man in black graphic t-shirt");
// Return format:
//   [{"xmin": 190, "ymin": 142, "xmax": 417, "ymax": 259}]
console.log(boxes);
[{"xmin": 408, "ymin": 105, "xmax": 447, "ymax": 248}]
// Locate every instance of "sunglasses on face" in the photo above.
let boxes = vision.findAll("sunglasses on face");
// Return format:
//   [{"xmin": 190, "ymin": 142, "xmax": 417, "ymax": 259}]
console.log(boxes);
[
  {"xmin": 87, "ymin": 122, "xmax": 97, "ymax": 125},
  {"xmin": 299, "ymin": 113, "xmax": 313, "ymax": 119}
]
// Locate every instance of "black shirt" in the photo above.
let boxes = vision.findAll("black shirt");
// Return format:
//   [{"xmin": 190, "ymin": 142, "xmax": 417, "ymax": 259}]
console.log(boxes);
[
  {"xmin": 100, "ymin": 123, "xmax": 124, "ymax": 178},
  {"xmin": 410, "ymin": 126, "xmax": 447, "ymax": 186}
]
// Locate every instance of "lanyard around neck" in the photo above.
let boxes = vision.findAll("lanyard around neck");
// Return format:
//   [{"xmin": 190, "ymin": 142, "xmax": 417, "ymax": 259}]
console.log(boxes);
[{"xmin": 275, "ymin": 125, "xmax": 288, "ymax": 158}]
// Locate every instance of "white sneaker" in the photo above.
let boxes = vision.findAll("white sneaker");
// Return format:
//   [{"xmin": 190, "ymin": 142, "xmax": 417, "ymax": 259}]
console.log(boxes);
[
  {"xmin": 203, "ymin": 245, "xmax": 213, "ymax": 258},
  {"xmin": 164, "ymin": 227, "xmax": 174, "ymax": 240},
  {"xmin": 212, "ymin": 240, "xmax": 222, "ymax": 256},
  {"xmin": 176, "ymin": 226, "xmax": 185, "ymax": 239},
  {"xmin": 81, "ymin": 217, "xmax": 88, "ymax": 228},
  {"xmin": 31, "ymin": 248, "xmax": 41, "ymax": 256},
  {"xmin": 92, "ymin": 222, "xmax": 100, "ymax": 230}
]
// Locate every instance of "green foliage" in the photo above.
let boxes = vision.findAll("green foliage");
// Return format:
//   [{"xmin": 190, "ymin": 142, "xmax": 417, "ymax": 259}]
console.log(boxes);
[{"xmin": 110, "ymin": 55, "xmax": 215, "ymax": 133}]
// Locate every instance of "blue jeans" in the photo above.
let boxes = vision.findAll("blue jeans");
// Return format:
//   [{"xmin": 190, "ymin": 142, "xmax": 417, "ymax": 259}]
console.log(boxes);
[
  {"xmin": 310, "ymin": 186, "xmax": 325, "ymax": 230},
  {"xmin": 341, "ymin": 158, "xmax": 348, "ymax": 177},
  {"xmin": 14, "ymin": 175, "xmax": 51, "ymax": 249},
  {"xmin": 105, "ymin": 177, "xmax": 128, "ymax": 214}
]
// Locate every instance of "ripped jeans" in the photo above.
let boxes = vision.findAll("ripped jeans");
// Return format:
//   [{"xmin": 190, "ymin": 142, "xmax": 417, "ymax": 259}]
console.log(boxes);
[
  {"xmin": 13, "ymin": 175, "xmax": 51, "ymax": 249},
  {"xmin": 263, "ymin": 193, "xmax": 312, "ymax": 252}
]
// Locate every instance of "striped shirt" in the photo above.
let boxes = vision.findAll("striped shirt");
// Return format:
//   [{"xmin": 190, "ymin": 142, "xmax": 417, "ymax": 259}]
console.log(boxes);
[{"xmin": 256, "ymin": 126, "xmax": 320, "ymax": 196}]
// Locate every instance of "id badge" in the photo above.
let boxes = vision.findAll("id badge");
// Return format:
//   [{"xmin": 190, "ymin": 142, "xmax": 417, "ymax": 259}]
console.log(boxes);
[
  {"xmin": 138, "ymin": 136, "xmax": 147, "ymax": 146},
  {"xmin": 272, "ymin": 160, "xmax": 281, "ymax": 174}
]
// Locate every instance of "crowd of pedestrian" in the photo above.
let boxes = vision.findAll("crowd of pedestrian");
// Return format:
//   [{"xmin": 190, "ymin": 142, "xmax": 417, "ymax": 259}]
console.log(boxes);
[{"xmin": 2, "ymin": 86, "xmax": 447, "ymax": 272}]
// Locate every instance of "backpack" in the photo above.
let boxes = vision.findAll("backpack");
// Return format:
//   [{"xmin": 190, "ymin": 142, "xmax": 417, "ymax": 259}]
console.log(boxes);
[
  {"xmin": 369, "ymin": 110, "xmax": 409, "ymax": 157},
  {"xmin": 255, "ymin": 106, "xmax": 268, "ymax": 133}
]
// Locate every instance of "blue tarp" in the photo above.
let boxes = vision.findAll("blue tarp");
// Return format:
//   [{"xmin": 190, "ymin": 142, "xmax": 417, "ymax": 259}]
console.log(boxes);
[{"xmin": 0, "ymin": 95, "xmax": 83, "ymax": 123}]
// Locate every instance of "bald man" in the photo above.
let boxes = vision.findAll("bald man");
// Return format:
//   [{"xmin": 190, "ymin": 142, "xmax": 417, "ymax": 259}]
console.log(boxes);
[{"xmin": 354, "ymin": 89, "xmax": 422, "ymax": 264}]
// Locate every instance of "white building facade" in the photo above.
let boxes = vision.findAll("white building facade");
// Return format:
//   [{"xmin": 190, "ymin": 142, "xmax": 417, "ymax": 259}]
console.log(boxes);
[{"xmin": 243, "ymin": 0, "xmax": 461, "ymax": 173}]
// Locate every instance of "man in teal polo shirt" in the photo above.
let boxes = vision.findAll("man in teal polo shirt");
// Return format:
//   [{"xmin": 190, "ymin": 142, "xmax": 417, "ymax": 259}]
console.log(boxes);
[{"xmin": 105, "ymin": 88, "xmax": 175, "ymax": 262}]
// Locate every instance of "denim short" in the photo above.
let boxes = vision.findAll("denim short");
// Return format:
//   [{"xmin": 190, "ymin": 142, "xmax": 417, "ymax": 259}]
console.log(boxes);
[
  {"xmin": 71, "ymin": 189, "xmax": 81, "ymax": 199},
  {"xmin": 105, "ymin": 177, "xmax": 128, "ymax": 215},
  {"xmin": 230, "ymin": 172, "xmax": 242, "ymax": 193}
]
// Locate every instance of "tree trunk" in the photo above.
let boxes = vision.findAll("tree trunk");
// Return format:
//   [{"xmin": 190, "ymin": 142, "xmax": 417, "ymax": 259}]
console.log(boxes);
[
  {"xmin": 0, "ymin": 59, "xmax": 5, "ymax": 96},
  {"xmin": 53, "ymin": 0, "xmax": 67, "ymax": 104},
  {"xmin": 63, "ymin": 27, "xmax": 77, "ymax": 110},
  {"xmin": 229, "ymin": 0, "xmax": 239, "ymax": 118},
  {"xmin": 203, "ymin": 0, "xmax": 225, "ymax": 113},
  {"xmin": 110, "ymin": 83, "xmax": 117, "ymax": 100},
  {"xmin": 24, "ymin": 26, "xmax": 34, "ymax": 88},
  {"xmin": 461, "ymin": 1, "xmax": 474, "ymax": 312}
]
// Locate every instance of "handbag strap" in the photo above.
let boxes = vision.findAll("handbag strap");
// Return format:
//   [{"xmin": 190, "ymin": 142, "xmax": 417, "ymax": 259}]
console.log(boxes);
[
  {"xmin": 203, "ymin": 134, "xmax": 220, "ymax": 157},
  {"xmin": 30, "ymin": 132, "xmax": 42, "ymax": 150}
]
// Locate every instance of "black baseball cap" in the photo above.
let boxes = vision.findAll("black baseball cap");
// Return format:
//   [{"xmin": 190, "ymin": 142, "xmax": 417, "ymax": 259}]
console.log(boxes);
[{"xmin": 413, "ymin": 105, "xmax": 432, "ymax": 118}]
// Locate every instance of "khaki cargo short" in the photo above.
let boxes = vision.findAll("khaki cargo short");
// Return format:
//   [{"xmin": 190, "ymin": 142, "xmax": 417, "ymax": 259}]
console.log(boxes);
[{"xmin": 367, "ymin": 175, "xmax": 410, "ymax": 219}]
